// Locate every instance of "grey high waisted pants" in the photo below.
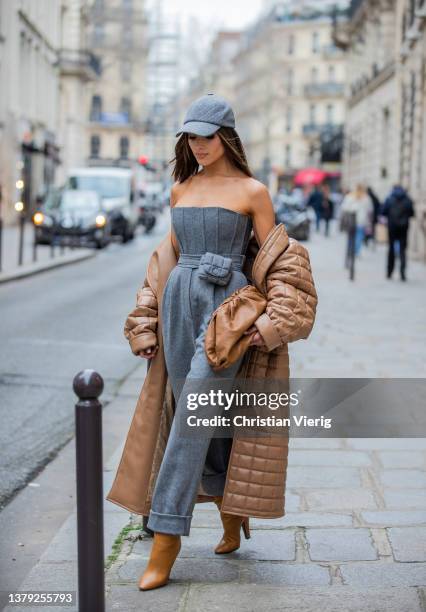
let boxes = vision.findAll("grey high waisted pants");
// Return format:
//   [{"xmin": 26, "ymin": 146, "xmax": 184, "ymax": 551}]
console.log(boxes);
[{"xmin": 146, "ymin": 251, "xmax": 248, "ymax": 536}]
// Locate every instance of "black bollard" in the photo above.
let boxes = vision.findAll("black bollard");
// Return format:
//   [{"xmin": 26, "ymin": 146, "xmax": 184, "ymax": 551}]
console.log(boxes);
[
  {"xmin": 18, "ymin": 214, "xmax": 25, "ymax": 266},
  {"xmin": 73, "ymin": 369, "xmax": 105, "ymax": 612}
]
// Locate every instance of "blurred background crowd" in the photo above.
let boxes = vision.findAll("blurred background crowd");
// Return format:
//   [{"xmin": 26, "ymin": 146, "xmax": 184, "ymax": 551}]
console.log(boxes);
[{"xmin": 0, "ymin": 0, "xmax": 425, "ymax": 267}]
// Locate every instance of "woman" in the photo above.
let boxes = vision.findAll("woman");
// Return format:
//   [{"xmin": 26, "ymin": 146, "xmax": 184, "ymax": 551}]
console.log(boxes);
[
  {"xmin": 106, "ymin": 93, "xmax": 318, "ymax": 591},
  {"xmin": 340, "ymin": 183, "xmax": 373, "ymax": 256}
]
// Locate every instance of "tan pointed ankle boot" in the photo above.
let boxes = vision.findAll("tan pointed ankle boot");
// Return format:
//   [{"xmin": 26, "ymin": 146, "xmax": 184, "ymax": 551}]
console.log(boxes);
[
  {"xmin": 213, "ymin": 496, "xmax": 251, "ymax": 554},
  {"xmin": 138, "ymin": 532, "xmax": 181, "ymax": 591}
]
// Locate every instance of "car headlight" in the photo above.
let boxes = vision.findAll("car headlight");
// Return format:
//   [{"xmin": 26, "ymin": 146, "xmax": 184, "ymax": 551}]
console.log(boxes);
[
  {"xmin": 33, "ymin": 212, "xmax": 53, "ymax": 227},
  {"xmin": 95, "ymin": 214, "xmax": 106, "ymax": 227}
]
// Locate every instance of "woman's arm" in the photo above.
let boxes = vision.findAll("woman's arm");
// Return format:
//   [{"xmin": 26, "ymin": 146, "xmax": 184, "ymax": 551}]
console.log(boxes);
[
  {"xmin": 247, "ymin": 181, "xmax": 276, "ymax": 247},
  {"xmin": 253, "ymin": 239, "xmax": 318, "ymax": 352}
]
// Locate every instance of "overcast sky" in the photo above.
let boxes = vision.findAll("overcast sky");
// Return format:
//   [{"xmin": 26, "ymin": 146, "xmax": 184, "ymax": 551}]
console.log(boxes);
[{"xmin": 165, "ymin": 0, "xmax": 264, "ymax": 31}]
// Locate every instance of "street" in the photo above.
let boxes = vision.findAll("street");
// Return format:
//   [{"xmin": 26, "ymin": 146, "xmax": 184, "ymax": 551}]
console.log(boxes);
[{"xmin": 0, "ymin": 211, "xmax": 170, "ymax": 510}]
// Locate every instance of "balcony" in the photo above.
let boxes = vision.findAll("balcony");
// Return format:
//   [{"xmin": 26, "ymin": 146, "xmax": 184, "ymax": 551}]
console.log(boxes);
[
  {"xmin": 303, "ymin": 123, "xmax": 343, "ymax": 136},
  {"xmin": 90, "ymin": 5, "xmax": 147, "ymax": 24},
  {"xmin": 304, "ymin": 82, "xmax": 345, "ymax": 97},
  {"xmin": 322, "ymin": 44, "xmax": 343, "ymax": 59},
  {"xmin": 89, "ymin": 112, "xmax": 146, "ymax": 132},
  {"xmin": 59, "ymin": 49, "xmax": 102, "ymax": 80}
]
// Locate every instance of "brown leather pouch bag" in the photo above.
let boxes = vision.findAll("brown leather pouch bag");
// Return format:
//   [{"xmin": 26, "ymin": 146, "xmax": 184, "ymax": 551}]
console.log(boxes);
[{"xmin": 204, "ymin": 284, "xmax": 267, "ymax": 371}]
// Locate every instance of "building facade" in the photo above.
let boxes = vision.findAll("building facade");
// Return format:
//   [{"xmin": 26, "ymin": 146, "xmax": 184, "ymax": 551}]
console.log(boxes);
[
  {"xmin": 57, "ymin": 0, "xmax": 101, "ymax": 183},
  {"xmin": 85, "ymin": 0, "xmax": 149, "ymax": 167},
  {"xmin": 335, "ymin": 0, "xmax": 426, "ymax": 261},
  {"xmin": 0, "ymin": 0, "xmax": 102, "ymax": 223},
  {"xmin": 0, "ymin": 0, "xmax": 63, "ymax": 223},
  {"xmin": 398, "ymin": 0, "xmax": 426, "ymax": 261},
  {"xmin": 232, "ymin": 4, "xmax": 347, "ymax": 189}
]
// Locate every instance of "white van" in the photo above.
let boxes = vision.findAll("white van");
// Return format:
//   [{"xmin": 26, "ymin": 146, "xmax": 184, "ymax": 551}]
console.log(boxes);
[{"xmin": 66, "ymin": 167, "xmax": 139, "ymax": 242}]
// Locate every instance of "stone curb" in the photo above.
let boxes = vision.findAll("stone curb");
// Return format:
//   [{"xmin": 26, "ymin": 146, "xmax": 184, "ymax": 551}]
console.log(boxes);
[{"xmin": 0, "ymin": 250, "xmax": 96, "ymax": 284}]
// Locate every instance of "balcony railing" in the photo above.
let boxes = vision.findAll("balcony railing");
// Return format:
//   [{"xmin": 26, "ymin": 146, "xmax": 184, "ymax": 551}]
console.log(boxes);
[
  {"xmin": 90, "ymin": 6, "xmax": 147, "ymax": 24},
  {"xmin": 304, "ymin": 82, "xmax": 345, "ymax": 97},
  {"xmin": 89, "ymin": 112, "xmax": 146, "ymax": 132},
  {"xmin": 302, "ymin": 123, "xmax": 343, "ymax": 136},
  {"xmin": 59, "ymin": 49, "xmax": 102, "ymax": 79}
]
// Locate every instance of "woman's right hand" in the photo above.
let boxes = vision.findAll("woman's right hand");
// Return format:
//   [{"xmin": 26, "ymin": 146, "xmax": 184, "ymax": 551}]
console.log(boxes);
[{"xmin": 137, "ymin": 345, "xmax": 159, "ymax": 359}]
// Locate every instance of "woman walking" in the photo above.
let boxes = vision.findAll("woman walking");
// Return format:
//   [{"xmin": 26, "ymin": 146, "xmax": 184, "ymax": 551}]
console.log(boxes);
[
  {"xmin": 340, "ymin": 183, "xmax": 373, "ymax": 256},
  {"xmin": 106, "ymin": 93, "xmax": 318, "ymax": 591}
]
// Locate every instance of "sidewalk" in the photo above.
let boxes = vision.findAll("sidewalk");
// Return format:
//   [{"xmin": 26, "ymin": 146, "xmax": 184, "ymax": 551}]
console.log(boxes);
[
  {"xmin": 103, "ymin": 225, "xmax": 426, "ymax": 611},
  {"xmin": 3, "ymin": 224, "xmax": 426, "ymax": 612},
  {"xmin": 0, "ymin": 222, "xmax": 95, "ymax": 283}
]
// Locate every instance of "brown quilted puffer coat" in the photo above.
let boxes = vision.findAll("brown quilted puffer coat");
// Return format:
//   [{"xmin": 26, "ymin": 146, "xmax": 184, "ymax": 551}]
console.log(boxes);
[{"xmin": 106, "ymin": 222, "xmax": 318, "ymax": 518}]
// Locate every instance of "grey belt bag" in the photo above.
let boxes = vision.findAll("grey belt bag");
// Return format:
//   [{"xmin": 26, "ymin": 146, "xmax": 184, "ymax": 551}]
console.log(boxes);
[{"xmin": 198, "ymin": 252, "xmax": 234, "ymax": 286}]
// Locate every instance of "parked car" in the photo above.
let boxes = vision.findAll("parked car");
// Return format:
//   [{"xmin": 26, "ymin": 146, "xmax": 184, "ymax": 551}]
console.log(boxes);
[
  {"xmin": 33, "ymin": 189, "xmax": 112, "ymax": 249},
  {"xmin": 274, "ymin": 193, "xmax": 312, "ymax": 241},
  {"xmin": 65, "ymin": 167, "xmax": 139, "ymax": 242}
]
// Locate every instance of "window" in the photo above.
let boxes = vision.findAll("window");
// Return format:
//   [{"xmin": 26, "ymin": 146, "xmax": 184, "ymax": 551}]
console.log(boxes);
[
  {"xmin": 311, "ymin": 66, "xmax": 318, "ymax": 83},
  {"xmin": 328, "ymin": 65, "xmax": 335, "ymax": 82},
  {"xmin": 286, "ymin": 106, "xmax": 293, "ymax": 133},
  {"xmin": 287, "ymin": 68, "xmax": 294, "ymax": 95},
  {"xmin": 93, "ymin": 24, "xmax": 104, "ymax": 46},
  {"xmin": 312, "ymin": 31, "xmax": 320, "ymax": 54},
  {"xmin": 90, "ymin": 135, "xmax": 101, "ymax": 158},
  {"xmin": 122, "ymin": 27, "xmax": 132, "ymax": 48},
  {"xmin": 120, "ymin": 136, "xmax": 130, "ymax": 158},
  {"xmin": 90, "ymin": 95, "xmax": 102, "ymax": 121},
  {"xmin": 120, "ymin": 97, "xmax": 132, "ymax": 121},
  {"xmin": 285, "ymin": 144, "xmax": 291, "ymax": 167},
  {"xmin": 288, "ymin": 34, "xmax": 295, "ymax": 55},
  {"xmin": 309, "ymin": 104, "xmax": 316, "ymax": 125},
  {"xmin": 121, "ymin": 59, "xmax": 132, "ymax": 82},
  {"xmin": 326, "ymin": 104, "xmax": 334, "ymax": 124}
]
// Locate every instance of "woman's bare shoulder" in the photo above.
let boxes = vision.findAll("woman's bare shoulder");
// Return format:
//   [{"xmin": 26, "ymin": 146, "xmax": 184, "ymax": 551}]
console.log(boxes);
[
  {"xmin": 242, "ymin": 177, "xmax": 273, "ymax": 213},
  {"xmin": 170, "ymin": 177, "xmax": 194, "ymax": 207},
  {"xmin": 243, "ymin": 177, "xmax": 269, "ymax": 196}
]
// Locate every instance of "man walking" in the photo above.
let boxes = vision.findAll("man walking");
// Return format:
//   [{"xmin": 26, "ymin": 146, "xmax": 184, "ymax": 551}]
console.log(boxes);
[{"xmin": 382, "ymin": 185, "xmax": 415, "ymax": 281}]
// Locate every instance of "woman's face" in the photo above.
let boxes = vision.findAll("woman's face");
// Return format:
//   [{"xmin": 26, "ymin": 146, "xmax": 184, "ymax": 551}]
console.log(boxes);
[{"xmin": 187, "ymin": 132, "xmax": 225, "ymax": 166}]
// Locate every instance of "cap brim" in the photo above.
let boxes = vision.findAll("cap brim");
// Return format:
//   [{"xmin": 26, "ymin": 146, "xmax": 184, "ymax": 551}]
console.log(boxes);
[{"xmin": 175, "ymin": 121, "xmax": 220, "ymax": 137}]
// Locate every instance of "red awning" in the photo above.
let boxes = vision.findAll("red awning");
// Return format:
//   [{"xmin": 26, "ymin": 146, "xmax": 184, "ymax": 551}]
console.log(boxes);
[{"xmin": 294, "ymin": 168, "xmax": 327, "ymax": 186}]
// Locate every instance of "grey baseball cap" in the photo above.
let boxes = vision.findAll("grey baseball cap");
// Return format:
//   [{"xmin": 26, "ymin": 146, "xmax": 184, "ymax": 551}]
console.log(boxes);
[{"xmin": 176, "ymin": 93, "xmax": 235, "ymax": 137}]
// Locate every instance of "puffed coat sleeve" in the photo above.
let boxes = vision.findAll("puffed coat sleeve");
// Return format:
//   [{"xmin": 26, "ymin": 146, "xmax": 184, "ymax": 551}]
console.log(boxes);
[
  {"xmin": 124, "ymin": 267, "xmax": 158, "ymax": 356},
  {"xmin": 254, "ymin": 239, "xmax": 318, "ymax": 352}
]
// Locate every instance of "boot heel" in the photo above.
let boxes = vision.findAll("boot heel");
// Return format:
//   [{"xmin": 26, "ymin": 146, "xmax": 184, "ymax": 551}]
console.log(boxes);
[{"xmin": 242, "ymin": 517, "xmax": 250, "ymax": 539}]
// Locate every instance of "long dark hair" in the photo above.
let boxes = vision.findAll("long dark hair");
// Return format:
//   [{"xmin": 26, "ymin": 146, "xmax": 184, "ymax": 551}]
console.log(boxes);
[{"xmin": 170, "ymin": 127, "xmax": 253, "ymax": 183}]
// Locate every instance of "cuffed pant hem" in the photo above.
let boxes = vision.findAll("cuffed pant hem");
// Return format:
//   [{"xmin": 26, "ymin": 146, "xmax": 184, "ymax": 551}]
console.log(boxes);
[{"xmin": 147, "ymin": 509, "xmax": 193, "ymax": 536}]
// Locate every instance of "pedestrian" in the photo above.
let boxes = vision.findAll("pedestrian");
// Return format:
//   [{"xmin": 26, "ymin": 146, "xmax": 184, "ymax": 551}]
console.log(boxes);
[
  {"xmin": 106, "ymin": 93, "xmax": 318, "ymax": 591},
  {"xmin": 307, "ymin": 184, "xmax": 324, "ymax": 232},
  {"xmin": 321, "ymin": 184, "xmax": 334, "ymax": 237},
  {"xmin": 365, "ymin": 186, "xmax": 381, "ymax": 247},
  {"xmin": 382, "ymin": 184, "xmax": 415, "ymax": 281},
  {"xmin": 340, "ymin": 183, "xmax": 373, "ymax": 256}
]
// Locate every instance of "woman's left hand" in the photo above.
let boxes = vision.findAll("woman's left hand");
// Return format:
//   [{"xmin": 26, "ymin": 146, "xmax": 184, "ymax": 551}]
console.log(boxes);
[{"xmin": 243, "ymin": 325, "xmax": 266, "ymax": 347}]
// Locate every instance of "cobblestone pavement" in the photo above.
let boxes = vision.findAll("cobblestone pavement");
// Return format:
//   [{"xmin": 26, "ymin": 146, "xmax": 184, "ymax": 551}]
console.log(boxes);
[{"xmin": 105, "ymin": 223, "xmax": 426, "ymax": 612}]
